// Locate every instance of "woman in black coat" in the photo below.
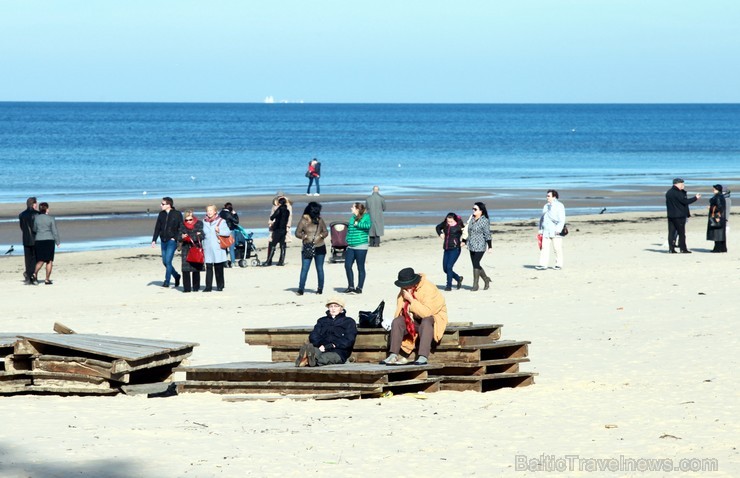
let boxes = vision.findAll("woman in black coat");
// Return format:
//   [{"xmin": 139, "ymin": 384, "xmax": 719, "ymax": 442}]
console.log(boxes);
[
  {"xmin": 435, "ymin": 212, "xmax": 464, "ymax": 291},
  {"xmin": 707, "ymin": 184, "xmax": 727, "ymax": 253},
  {"xmin": 178, "ymin": 209, "xmax": 205, "ymax": 292},
  {"xmin": 265, "ymin": 197, "xmax": 290, "ymax": 266}
]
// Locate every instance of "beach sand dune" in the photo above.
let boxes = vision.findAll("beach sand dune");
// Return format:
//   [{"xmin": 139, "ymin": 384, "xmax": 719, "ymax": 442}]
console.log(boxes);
[{"xmin": 0, "ymin": 211, "xmax": 737, "ymax": 476}]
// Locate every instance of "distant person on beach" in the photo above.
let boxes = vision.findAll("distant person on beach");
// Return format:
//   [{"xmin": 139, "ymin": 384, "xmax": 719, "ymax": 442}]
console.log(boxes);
[
  {"xmin": 665, "ymin": 178, "xmax": 700, "ymax": 253},
  {"xmin": 219, "ymin": 202, "xmax": 240, "ymax": 268},
  {"xmin": 365, "ymin": 186, "xmax": 386, "ymax": 247},
  {"xmin": 179, "ymin": 209, "xmax": 204, "ymax": 292},
  {"xmin": 536, "ymin": 190, "xmax": 566, "ymax": 270},
  {"xmin": 306, "ymin": 158, "xmax": 321, "ymax": 196},
  {"xmin": 202, "ymin": 204, "xmax": 231, "ymax": 292},
  {"xmin": 294, "ymin": 201, "xmax": 328, "ymax": 295},
  {"xmin": 462, "ymin": 202, "xmax": 492, "ymax": 291},
  {"xmin": 295, "ymin": 296, "xmax": 357, "ymax": 367},
  {"xmin": 151, "ymin": 197, "xmax": 183, "ymax": 288},
  {"xmin": 707, "ymin": 184, "xmax": 727, "ymax": 253},
  {"xmin": 18, "ymin": 196, "xmax": 39, "ymax": 284},
  {"xmin": 435, "ymin": 212, "xmax": 464, "ymax": 291},
  {"xmin": 344, "ymin": 202, "xmax": 372, "ymax": 294},
  {"xmin": 32, "ymin": 202, "xmax": 60, "ymax": 285},
  {"xmin": 265, "ymin": 197, "xmax": 290, "ymax": 266},
  {"xmin": 381, "ymin": 267, "xmax": 448, "ymax": 366}
]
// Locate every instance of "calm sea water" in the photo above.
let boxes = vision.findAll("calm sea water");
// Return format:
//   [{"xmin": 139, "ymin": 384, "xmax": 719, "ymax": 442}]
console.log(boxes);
[{"xmin": 1, "ymin": 102, "xmax": 739, "ymax": 203}]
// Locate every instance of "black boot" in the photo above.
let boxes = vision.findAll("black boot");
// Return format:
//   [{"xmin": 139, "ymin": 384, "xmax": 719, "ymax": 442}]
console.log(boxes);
[
  {"xmin": 263, "ymin": 242, "xmax": 275, "ymax": 266},
  {"xmin": 277, "ymin": 243, "xmax": 286, "ymax": 266}
]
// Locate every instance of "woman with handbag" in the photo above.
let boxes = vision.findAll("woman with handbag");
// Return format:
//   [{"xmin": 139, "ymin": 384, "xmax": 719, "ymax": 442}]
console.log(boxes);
[
  {"xmin": 707, "ymin": 184, "xmax": 727, "ymax": 253},
  {"xmin": 536, "ymin": 190, "xmax": 566, "ymax": 270},
  {"xmin": 178, "ymin": 209, "xmax": 204, "ymax": 292},
  {"xmin": 462, "ymin": 202, "xmax": 492, "ymax": 291},
  {"xmin": 435, "ymin": 212, "xmax": 464, "ymax": 291},
  {"xmin": 294, "ymin": 201, "xmax": 328, "ymax": 296},
  {"xmin": 202, "ymin": 204, "xmax": 231, "ymax": 292},
  {"xmin": 344, "ymin": 202, "xmax": 372, "ymax": 294}
]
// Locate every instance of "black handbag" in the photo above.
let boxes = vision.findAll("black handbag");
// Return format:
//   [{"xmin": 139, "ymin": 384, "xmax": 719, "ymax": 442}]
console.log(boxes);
[
  {"xmin": 359, "ymin": 300, "xmax": 385, "ymax": 328},
  {"xmin": 559, "ymin": 224, "xmax": 569, "ymax": 236},
  {"xmin": 709, "ymin": 213, "xmax": 723, "ymax": 229},
  {"xmin": 301, "ymin": 224, "xmax": 318, "ymax": 259}
]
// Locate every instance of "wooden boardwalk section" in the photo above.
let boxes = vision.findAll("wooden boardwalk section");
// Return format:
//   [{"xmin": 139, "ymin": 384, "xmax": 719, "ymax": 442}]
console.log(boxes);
[
  {"xmin": 175, "ymin": 322, "xmax": 534, "ymax": 400},
  {"xmin": 1, "ymin": 333, "xmax": 198, "ymax": 396}
]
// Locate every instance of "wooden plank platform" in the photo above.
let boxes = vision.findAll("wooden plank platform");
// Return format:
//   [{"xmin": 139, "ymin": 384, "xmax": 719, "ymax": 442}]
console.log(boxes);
[
  {"xmin": 222, "ymin": 391, "xmax": 363, "ymax": 402},
  {"xmin": 438, "ymin": 372, "xmax": 536, "ymax": 392},
  {"xmin": 244, "ymin": 324, "xmax": 503, "ymax": 349}
]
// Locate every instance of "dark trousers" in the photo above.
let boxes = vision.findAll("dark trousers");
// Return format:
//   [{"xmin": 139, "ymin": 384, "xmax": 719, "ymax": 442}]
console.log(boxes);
[
  {"xmin": 442, "ymin": 248, "xmax": 461, "ymax": 287},
  {"xmin": 713, "ymin": 241, "xmax": 727, "ymax": 252},
  {"xmin": 316, "ymin": 350, "xmax": 343, "ymax": 366},
  {"xmin": 369, "ymin": 236, "xmax": 381, "ymax": 247},
  {"xmin": 344, "ymin": 247, "xmax": 367, "ymax": 289},
  {"xmin": 23, "ymin": 245, "xmax": 36, "ymax": 279},
  {"xmin": 307, "ymin": 176, "xmax": 320, "ymax": 194},
  {"xmin": 469, "ymin": 250, "xmax": 485, "ymax": 269},
  {"xmin": 205, "ymin": 262, "xmax": 225, "ymax": 290},
  {"xmin": 668, "ymin": 217, "xmax": 687, "ymax": 251},
  {"xmin": 389, "ymin": 315, "xmax": 435, "ymax": 358},
  {"xmin": 183, "ymin": 271, "xmax": 201, "ymax": 292}
]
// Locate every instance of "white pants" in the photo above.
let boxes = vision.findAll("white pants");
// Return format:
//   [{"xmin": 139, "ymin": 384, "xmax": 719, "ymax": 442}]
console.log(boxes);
[{"xmin": 539, "ymin": 236, "xmax": 564, "ymax": 268}]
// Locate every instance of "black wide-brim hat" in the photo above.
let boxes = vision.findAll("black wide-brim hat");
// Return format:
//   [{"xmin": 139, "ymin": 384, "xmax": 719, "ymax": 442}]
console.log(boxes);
[{"xmin": 395, "ymin": 267, "xmax": 421, "ymax": 288}]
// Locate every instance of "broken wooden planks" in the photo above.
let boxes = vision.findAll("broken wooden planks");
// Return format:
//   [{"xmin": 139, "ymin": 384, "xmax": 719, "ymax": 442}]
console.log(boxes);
[
  {"xmin": 0, "ymin": 333, "xmax": 198, "ymax": 396},
  {"xmin": 176, "ymin": 361, "xmax": 442, "ymax": 398}
]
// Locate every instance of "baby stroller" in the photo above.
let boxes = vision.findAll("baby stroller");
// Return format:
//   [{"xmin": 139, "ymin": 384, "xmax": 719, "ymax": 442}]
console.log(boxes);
[
  {"xmin": 233, "ymin": 225, "xmax": 261, "ymax": 267},
  {"xmin": 329, "ymin": 221, "xmax": 349, "ymax": 263}
]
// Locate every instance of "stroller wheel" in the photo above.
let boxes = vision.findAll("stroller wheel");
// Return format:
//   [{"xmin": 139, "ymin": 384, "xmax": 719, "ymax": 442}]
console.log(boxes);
[
  {"xmin": 238, "ymin": 259, "xmax": 247, "ymax": 268},
  {"xmin": 251, "ymin": 259, "xmax": 261, "ymax": 267}
]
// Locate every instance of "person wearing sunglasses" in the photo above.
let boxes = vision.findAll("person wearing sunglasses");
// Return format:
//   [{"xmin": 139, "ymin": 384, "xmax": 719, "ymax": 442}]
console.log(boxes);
[
  {"xmin": 462, "ymin": 202, "xmax": 492, "ymax": 291},
  {"xmin": 178, "ymin": 210, "xmax": 204, "ymax": 292},
  {"xmin": 151, "ymin": 196, "xmax": 183, "ymax": 288}
]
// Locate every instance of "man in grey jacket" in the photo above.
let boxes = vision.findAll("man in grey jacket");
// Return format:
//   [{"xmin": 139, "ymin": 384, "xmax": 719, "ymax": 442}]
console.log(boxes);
[{"xmin": 365, "ymin": 186, "xmax": 386, "ymax": 247}]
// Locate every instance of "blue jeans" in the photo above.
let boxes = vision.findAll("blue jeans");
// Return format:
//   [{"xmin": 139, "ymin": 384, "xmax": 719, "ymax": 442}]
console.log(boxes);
[
  {"xmin": 160, "ymin": 239, "xmax": 180, "ymax": 285},
  {"xmin": 299, "ymin": 254, "xmax": 325, "ymax": 291},
  {"xmin": 443, "ymin": 248, "xmax": 461, "ymax": 287},
  {"xmin": 344, "ymin": 247, "xmax": 367, "ymax": 289},
  {"xmin": 307, "ymin": 176, "xmax": 320, "ymax": 194},
  {"xmin": 228, "ymin": 230, "xmax": 239, "ymax": 264}
]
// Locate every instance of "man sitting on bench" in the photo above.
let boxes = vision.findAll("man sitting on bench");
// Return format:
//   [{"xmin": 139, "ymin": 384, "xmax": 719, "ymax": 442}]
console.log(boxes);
[
  {"xmin": 296, "ymin": 297, "xmax": 358, "ymax": 367},
  {"xmin": 381, "ymin": 267, "xmax": 448, "ymax": 365}
]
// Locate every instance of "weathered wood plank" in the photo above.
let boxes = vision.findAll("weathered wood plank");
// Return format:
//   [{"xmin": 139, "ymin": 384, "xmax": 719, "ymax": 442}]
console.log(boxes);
[
  {"xmin": 32, "ymin": 355, "xmax": 128, "ymax": 382},
  {"xmin": 177, "ymin": 380, "xmax": 383, "ymax": 393},
  {"xmin": 222, "ymin": 391, "xmax": 363, "ymax": 401},
  {"xmin": 439, "ymin": 372, "xmax": 536, "ymax": 392}
]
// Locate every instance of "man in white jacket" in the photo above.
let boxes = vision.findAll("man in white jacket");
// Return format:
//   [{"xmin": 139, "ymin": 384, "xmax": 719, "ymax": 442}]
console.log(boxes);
[{"xmin": 537, "ymin": 190, "xmax": 566, "ymax": 270}]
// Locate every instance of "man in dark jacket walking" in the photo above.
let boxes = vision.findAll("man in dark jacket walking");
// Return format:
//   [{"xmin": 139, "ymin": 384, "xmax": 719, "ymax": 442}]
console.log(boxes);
[
  {"xmin": 296, "ymin": 297, "xmax": 358, "ymax": 367},
  {"xmin": 151, "ymin": 197, "xmax": 184, "ymax": 287},
  {"xmin": 666, "ymin": 178, "xmax": 701, "ymax": 253},
  {"xmin": 18, "ymin": 196, "xmax": 39, "ymax": 284}
]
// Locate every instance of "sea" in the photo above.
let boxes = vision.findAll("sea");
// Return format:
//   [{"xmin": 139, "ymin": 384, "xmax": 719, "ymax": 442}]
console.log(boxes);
[
  {"xmin": 1, "ymin": 102, "xmax": 739, "ymax": 203},
  {"xmin": 1, "ymin": 103, "xmax": 739, "ymax": 251}
]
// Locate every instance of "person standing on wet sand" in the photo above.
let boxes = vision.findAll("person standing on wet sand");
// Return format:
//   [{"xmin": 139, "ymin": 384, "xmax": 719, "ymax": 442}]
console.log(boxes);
[
  {"xmin": 18, "ymin": 196, "xmax": 39, "ymax": 284},
  {"xmin": 306, "ymin": 158, "xmax": 321, "ymax": 196},
  {"xmin": 151, "ymin": 196, "xmax": 183, "ymax": 288},
  {"xmin": 665, "ymin": 178, "xmax": 701, "ymax": 254},
  {"xmin": 365, "ymin": 186, "xmax": 386, "ymax": 247}
]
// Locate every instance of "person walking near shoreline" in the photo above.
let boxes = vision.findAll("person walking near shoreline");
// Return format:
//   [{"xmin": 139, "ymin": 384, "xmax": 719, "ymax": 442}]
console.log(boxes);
[
  {"xmin": 435, "ymin": 212, "xmax": 464, "ymax": 291},
  {"xmin": 179, "ymin": 209, "xmax": 204, "ymax": 292},
  {"xmin": 306, "ymin": 158, "xmax": 321, "ymax": 196},
  {"xmin": 32, "ymin": 202, "xmax": 60, "ymax": 285},
  {"xmin": 536, "ymin": 190, "xmax": 566, "ymax": 270},
  {"xmin": 151, "ymin": 196, "xmax": 183, "ymax": 288},
  {"xmin": 202, "ymin": 204, "xmax": 231, "ymax": 292},
  {"xmin": 462, "ymin": 202, "xmax": 492, "ymax": 291},
  {"xmin": 18, "ymin": 196, "xmax": 39, "ymax": 284},
  {"xmin": 365, "ymin": 186, "xmax": 386, "ymax": 247},
  {"xmin": 666, "ymin": 178, "xmax": 700, "ymax": 254}
]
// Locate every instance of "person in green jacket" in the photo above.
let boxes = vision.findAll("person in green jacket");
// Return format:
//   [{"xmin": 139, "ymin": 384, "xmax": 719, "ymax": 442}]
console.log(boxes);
[{"xmin": 344, "ymin": 202, "xmax": 372, "ymax": 294}]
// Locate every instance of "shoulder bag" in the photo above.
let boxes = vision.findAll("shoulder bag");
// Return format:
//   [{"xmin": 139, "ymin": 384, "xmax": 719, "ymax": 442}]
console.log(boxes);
[
  {"xmin": 359, "ymin": 300, "xmax": 385, "ymax": 328},
  {"xmin": 216, "ymin": 219, "xmax": 235, "ymax": 249},
  {"xmin": 559, "ymin": 224, "xmax": 569, "ymax": 237},
  {"xmin": 301, "ymin": 222, "xmax": 318, "ymax": 259},
  {"xmin": 186, "ymin": 237, "xmax": 205, "ymax": 265}
]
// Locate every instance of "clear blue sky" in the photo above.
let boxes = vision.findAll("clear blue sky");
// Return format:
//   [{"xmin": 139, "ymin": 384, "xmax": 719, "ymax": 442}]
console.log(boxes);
[{"xmin": 2, "ymin": 0, "xmax": 738, "ymax": 103}]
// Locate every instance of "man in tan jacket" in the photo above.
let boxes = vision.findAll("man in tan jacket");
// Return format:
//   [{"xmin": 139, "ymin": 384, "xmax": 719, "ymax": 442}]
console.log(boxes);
[{"xmin": 381, "ymin": 267, "xmax": 448, "ymax": 365}]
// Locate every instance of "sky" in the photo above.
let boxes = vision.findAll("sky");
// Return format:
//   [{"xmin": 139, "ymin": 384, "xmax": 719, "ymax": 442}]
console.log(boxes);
[{"xmin": 1, "ymin": 0, "xmax": 739, "ymax": 103}]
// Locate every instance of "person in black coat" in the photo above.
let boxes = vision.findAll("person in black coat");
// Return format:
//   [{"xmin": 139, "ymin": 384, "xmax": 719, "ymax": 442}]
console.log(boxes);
[
  {"xmin": 18, "ymin": 196, "xmax": 40, "ymax": 284},
  {"xmin": 178, "ymin": 210, "xmax": 205, "ymax": 292},
  {"xmin": 296, "ymin": 297, "xmax": 358, "ymax": 367},
  {"xmin": 151, "ymin": 196, "xmax": 184, "ymax": 287},
  {"xmin": 435, "ymin": 212, "xmax": 464, "ymax": 291},
  {"xmin": 707, "ymin": 184, "xmax": 727, "ymax": 253},
  {"xmin": 665, "ymin": 178, "xmax": 701, "ymax": 253},
  {"xmin": 265, "ymin": 197, "xmax": 290, "ymax": 266}
]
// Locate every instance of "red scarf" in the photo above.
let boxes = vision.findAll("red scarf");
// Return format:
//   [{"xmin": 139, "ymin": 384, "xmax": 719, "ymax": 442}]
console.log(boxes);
[
  {"xmin": 401, "ymin": 287, "xmax": 418, "ymax": 339},
  {"xmin": 183, "ymin": 216, "xmax": 199, "ymax": 244}
]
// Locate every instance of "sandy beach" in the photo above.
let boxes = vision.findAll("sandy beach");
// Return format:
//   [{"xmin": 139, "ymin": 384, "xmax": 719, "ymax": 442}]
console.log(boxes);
[{"xmin": 0, "ymin": 207, "xmax": 737, "ymax": 477}]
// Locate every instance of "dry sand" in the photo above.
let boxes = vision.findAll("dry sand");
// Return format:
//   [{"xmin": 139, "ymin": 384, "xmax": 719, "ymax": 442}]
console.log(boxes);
[{"xmin": 0, "ymin": 211, "xmax": 737, "ymax": 477}]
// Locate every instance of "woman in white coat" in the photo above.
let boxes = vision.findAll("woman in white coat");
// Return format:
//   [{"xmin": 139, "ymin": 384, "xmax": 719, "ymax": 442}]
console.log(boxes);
[
  {"xmin": 202, "ymin": 204, "xmax": 231, "ymax": 291},
  {"xmin": 537, "ymin": 190, "xmax": 566, "ymax": 270}
]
